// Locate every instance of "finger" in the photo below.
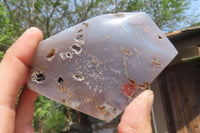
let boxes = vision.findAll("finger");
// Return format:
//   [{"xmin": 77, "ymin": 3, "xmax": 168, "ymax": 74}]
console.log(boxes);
[
  {"xmin": 118, "ymin": 90, "xmax": 154, "ymax": 133},
  {"xmin": 0, "ymin": 27, "xmax": 43, "ymax": 133},
  {"xmin": 15, "ymin": 87, "xmax": 38, "ymax": 133},
  {"xmin": 0, "ymin": 27, "xmax": 43, "ymax": 109},
  {"xmin": 0, "ymin": 106, "xmax": 15, "ymax": 133}
]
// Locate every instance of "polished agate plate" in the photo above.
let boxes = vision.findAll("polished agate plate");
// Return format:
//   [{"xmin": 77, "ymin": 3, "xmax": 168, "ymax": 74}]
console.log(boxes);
[{"xmin": 28, "ymin": 12, "xmax": 177, "ymax": 121}]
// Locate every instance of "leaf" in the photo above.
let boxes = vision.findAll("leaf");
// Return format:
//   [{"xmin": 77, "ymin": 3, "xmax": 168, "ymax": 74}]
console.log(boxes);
[{"xmin": 0, "ymin": 51, "xmax": 4, "ymax": 60}]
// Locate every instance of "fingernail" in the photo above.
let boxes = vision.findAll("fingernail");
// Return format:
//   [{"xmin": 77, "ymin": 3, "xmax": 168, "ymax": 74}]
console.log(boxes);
[
  {"xmin": 147, "ymin": 92, "xmax": 154, "ymax": 112},
  {"xmin": 27, "ymin": 27, "xmax": 36, "ymax": 32},
  {"xmin": 25, "ymin": 27, "xmax": 38, "ymax": 34}
]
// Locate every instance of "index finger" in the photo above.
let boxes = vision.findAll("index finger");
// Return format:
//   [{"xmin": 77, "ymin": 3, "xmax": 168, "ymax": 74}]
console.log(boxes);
[{"xmin": 0, "ymin": 27, "xmax": 43, "ymax": 109}]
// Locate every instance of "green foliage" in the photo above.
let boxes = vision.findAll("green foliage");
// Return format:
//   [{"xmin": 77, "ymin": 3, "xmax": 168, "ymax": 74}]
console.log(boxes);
[
  {"xmin": 0, "ymin": 51, "xmax": 4, "ymax": 60},
  {"xmin": 117, "ymin": 0, "xmax": 189, "ymax": 31},
  {"xmin": 190, "ymin": 22, "xmax": 200, "ymax": 27},
  {"xmin": 0, "ymin": 1, "xmax": 22, "ymax": 52},
  {"xmin": 33, "ymin": 96, "xmax": 70, "ymax": 132},
  {"xmin": 0, "ymin": 2, "xmax": 10, "ymax": 50}
]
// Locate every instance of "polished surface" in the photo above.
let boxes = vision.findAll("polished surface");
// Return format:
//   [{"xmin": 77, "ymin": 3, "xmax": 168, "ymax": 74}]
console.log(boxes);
[{"xmin": 28, "ymin": 12, "xmax": 178, "ymax": 121}]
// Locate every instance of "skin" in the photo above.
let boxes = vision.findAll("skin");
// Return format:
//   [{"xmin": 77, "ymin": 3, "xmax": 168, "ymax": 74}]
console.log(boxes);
[{"xmin": 0, "ymin": 27, "xmax": 154, "ymax": 133}]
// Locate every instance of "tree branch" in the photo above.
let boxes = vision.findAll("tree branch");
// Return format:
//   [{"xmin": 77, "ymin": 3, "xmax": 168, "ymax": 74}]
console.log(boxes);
[{"xmin": 3, "ymin": 0, "xmax": 11, "ymax": 12}]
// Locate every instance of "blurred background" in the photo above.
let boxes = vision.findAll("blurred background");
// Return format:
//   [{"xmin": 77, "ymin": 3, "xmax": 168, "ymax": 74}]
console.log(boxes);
[{"xmin": 0, "ymin": 0, "xmax": 200, "ymax": 133}]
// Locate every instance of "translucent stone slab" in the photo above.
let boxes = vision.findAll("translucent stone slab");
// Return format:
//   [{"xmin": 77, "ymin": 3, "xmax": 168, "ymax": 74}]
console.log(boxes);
[{"xmin": 27, "ymin": 12, "xmax": 178, "ymax": 122}]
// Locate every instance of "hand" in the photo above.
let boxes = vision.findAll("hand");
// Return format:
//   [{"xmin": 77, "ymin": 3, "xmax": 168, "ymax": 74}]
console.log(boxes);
[
  {"xmin": 118, "ymin": 90, "xmax": 154, "ymax": 133},
  {"xmin": 0, "ymin": 27, "xmax": 153, "ymax": 133},
  {"xmin": 0, "ymin": 27, "xmax": 43, "ymax": 133}
]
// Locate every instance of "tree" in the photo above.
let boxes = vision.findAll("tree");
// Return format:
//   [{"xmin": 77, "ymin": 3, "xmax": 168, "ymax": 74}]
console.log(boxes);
[
  {"xmin": 108, "ymin": 0, "xmax": 189, "ymax": 32},
  {"xmin": 1, "ymin": 0, "xmax": 107, "ymax": 38},
  {"xmin": 0, "ymin": 1, "xmax": 22, "ymax": 58},
  {"xmin": 33, "ymin": 96, "xmax": 72, "ymax": 132}
]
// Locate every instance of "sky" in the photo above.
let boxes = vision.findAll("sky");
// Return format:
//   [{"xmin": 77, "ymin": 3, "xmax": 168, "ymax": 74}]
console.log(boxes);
[
  {"xmin": 161, "ymin": 0, "xmax": 200, "ymax": 33},
  {"xmin": 181, "ymin": 0, "xmax": 200, "ymax": 28}
]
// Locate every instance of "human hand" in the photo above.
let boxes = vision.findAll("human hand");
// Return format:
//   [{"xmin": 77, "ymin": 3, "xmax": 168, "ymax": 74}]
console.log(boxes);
[
  {"xmin": 0, "ymin": 27, "xmax": 43, "ymax": 133},
  {"xmin": 0, "ymin": 26, "xmax": 153, "ymax": 133},
  {"xmin": 118, "ymin": 90, "xmax": 154, "ymax": 133}
]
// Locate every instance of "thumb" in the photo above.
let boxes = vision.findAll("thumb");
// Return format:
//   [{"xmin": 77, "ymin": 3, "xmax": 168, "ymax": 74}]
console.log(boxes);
[{"xmin": 118, "ymin": 90, "xmax": 154, "ymax": 133}]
